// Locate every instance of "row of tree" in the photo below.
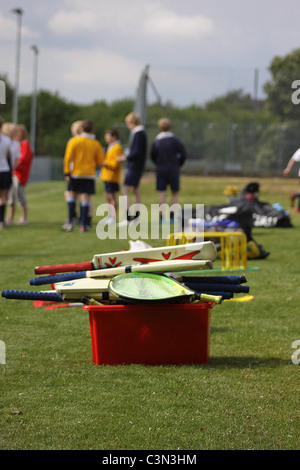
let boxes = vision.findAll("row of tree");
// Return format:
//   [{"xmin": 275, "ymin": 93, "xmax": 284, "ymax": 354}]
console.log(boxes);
[{"xmin": 1, "ymin": 48, "xmax": 300, "ymax": 172}]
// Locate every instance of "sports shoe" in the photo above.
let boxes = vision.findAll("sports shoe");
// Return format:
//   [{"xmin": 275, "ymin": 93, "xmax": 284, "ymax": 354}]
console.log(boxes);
[
  {"xmin": 61, "ymin": 223, "xmax": 73, "ymax": 232},
  {"xmin": 80, "ymin": 225, "xmax": 92, "ymax": 232}
]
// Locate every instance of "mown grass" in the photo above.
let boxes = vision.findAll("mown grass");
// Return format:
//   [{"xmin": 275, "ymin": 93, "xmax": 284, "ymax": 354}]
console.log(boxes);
[{"xmin": 0, "ymin": 174, "xmax": 299, "ymax": 450}]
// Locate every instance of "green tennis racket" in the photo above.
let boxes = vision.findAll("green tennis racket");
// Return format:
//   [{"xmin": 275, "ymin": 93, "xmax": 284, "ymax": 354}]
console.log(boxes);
[{"xmin": 108, "ymin": 272, "xmax": 222, "ymax": 304}]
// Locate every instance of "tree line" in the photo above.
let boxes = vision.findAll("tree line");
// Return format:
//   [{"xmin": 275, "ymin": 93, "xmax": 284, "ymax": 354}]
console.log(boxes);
[{"xmin": 1, "ymin": 48, "xmax": 300, "ymax": 172}]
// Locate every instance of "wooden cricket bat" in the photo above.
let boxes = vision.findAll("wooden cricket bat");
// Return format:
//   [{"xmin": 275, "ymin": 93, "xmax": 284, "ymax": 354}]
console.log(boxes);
[
  {"xmin": 34, "ymin": 241, "xmax": 217, "ymax": 274},
  {"xmin": 30, "ymin": 259, "xmax": 214, "ymax": 286}
]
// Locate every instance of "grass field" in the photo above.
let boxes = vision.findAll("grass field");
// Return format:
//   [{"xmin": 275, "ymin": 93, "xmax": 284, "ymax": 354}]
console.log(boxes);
[{"xmin": 0, "ymin": 174, "xmax": 299, "ymax": 450}]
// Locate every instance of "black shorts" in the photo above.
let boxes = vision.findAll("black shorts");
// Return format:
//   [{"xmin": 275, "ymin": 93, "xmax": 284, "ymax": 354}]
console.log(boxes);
[
  {"xmin": 0, "ymin": 171, "xmax": 12, "ymax": 190},
  {"xmin": 104, "ymin": 181, "xmax": 119, "ymax": 193},
  {"xmin": 124, "ymin": 170, "xmax": 143, "ymax": 188},
  {"xmin": 156, "ymin": 172, "xmax": 180, "ymax": 192},
  {"xmin": 69, "ymin": 177, "xmax": 95, "ymax": 195}
]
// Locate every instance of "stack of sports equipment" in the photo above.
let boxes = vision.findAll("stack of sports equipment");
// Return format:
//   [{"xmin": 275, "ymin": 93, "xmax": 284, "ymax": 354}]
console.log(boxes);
[
  {"xmin": 1, "ymin": 242, "xmax": 251, "ymax": 365},
  {"xmin": 2, "ymin": 242, "xmax": 250, "ymax": 306}
]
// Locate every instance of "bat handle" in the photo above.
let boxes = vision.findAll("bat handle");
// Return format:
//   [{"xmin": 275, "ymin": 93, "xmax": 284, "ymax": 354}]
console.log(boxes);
[
  {"xmin": 34, "ymin": 261, "xmax": 93, "ymax": 274},
  {"xmin": 2, "ymin": 290, "xmax": 63, "ymax": 301},
  {"xmin": 196, "ymin": 293, "xmax": 223, "ymax": 304},
  {"xmin": 29, "ymin": 271, "xmax": 87, "ymax": 286}
]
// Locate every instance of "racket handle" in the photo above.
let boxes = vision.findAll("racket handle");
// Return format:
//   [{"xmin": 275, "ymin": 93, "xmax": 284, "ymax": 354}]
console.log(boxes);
[
  {"xmin": 182, "ymin": 274, "xmax": 247, "ymax": 285},
  {"xmin": 30, "ymin": 271, "xmax": 87, "ymax": 286},
  {"xmin": 185, "ymin": 282, "xmax": 249, "ymax": 294},
  {"xmin": 34, "ymin": 261, "xmax": 93, "ymax": 275},
  {"xmin": 197, "ymin": 293, "xmax": 223, "ymax": 304},
  {"xmin": 2, "ymin": 290, "xmax": 63, "ymax": 301}
]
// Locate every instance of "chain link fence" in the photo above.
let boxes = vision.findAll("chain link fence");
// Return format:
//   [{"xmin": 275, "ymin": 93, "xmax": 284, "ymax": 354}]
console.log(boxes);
[
  {"xmin": 30, "ymin": 121, "xmax": 300, "ymax": 183},
  {"xmin": 131, "ymin": 121, "xmax": 300, "ymax": 177}
]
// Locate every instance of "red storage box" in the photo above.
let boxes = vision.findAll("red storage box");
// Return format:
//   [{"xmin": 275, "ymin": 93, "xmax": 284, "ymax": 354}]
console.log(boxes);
[{"xmin": 84, "ymin": 302, "xmax": 213, "ymax": 366}]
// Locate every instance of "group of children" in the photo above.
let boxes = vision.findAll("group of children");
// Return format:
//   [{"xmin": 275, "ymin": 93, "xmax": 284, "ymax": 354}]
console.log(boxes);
[
  {"xmin": 62, "ymin": 112, "xmax": 145, "ymax": 232},
  {"xmin": 62, "ymin": 112, "xmax": 187, "ymax": 231},
  {"xmin": 0, "ymin": 111, "xmax": 188, "ymax": 232},
  {"xmin": 0, "ymin": 117, "xmax": 33, "ymax": 229}
]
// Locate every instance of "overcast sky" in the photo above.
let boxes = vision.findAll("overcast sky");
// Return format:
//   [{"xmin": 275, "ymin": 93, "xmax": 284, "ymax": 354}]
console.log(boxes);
[{"xmin": 1, "ymin": 0, "xmax": 300, "ymax": 107}]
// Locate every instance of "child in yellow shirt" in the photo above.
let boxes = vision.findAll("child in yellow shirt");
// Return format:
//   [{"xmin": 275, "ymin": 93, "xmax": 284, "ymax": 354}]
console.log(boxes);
[
  {"xmin": 63, "ymin": 119, "xmax": 104, "ymax": 232},
  {"xmin": 101, "ymin": 128, "xmax": 123, "ymax": 224}
]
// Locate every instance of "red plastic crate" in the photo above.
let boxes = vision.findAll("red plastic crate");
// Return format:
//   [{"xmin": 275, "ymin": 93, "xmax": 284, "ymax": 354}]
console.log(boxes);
[{"xmin": 83, "ymin": 302, "xmax": 213, "ymax": 365}]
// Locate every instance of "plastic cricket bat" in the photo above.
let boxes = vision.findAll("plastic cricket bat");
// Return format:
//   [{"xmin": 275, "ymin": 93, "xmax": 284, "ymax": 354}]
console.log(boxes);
[{"xmin": 34, "ymin": 241, "xmax": 217, "ymax": 274}]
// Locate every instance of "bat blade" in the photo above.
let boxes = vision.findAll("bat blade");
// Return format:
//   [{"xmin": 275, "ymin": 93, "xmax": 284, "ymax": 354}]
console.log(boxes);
[
  {"xmin": 54, "ymin": 278, "xmax": 109, "ymax": 295},
  {"xmin": 34, "ymin": 241, "xmax": 217, "ymax": 274}
]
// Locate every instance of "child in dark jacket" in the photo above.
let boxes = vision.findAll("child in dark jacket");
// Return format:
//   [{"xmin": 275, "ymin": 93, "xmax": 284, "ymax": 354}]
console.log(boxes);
[
  {"xmin": 151, "ymin": 118, "xmax": 187, "ymax": 222},
  {"xmin": 119, "ymin": 112, "xmax": 147, "ymax": 223}
]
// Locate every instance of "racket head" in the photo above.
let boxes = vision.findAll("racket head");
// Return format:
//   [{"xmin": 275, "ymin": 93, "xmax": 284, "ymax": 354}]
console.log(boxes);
[{"xmin": 108, "ymin": 272, "xmax": 195, "ymax": 304}]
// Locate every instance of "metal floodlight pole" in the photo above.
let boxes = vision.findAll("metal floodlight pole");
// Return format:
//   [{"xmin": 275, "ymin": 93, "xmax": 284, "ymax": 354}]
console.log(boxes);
[
  {"xmin": 133, "ymin": 65, "xmax": 149, "ymax": 126},
  {"xmin": 252, "ymin": 68, "xmax": 259, "ymax": 175},
  {"xmin": 11, "ymin": 8, "xmax": 24, "ymax": 124},
  {"xmin": 30, "ymin": 45, "xmax": 39, "ymax": 154}
]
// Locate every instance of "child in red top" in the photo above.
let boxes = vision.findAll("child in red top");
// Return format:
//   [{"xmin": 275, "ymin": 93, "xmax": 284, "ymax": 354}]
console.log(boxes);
[{"xmin": 8, "ymin": 124, "xmax": 33, "ymax": 224}]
